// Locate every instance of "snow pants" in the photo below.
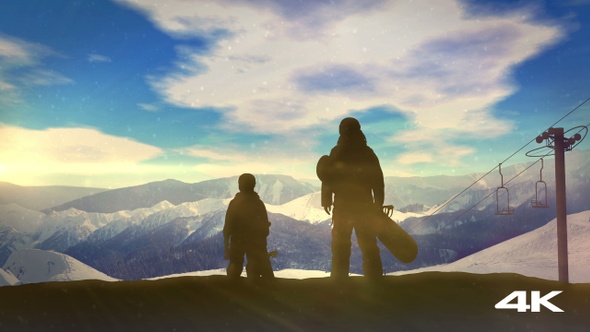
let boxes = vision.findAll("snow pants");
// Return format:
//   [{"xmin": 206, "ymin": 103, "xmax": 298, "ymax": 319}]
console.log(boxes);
[
  {"xmin": 331, "ymin": 208, "xmax": 383, "ymax": 280},
  {"xmin": 227, "ymin": 236, "xmax": 274, "ymax": 279}
]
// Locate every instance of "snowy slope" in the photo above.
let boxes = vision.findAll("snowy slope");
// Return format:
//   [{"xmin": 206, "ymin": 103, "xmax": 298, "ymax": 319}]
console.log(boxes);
[
  {"xmin": 0, "ymin": 268, "xmax": 19, "ymax": 286},
  {"xmin": 2, "ymin": 249, "xmax": 118, "ymax": 284},
  {"xmin": 393, "ymin": 210, "xmax": 590, "ymax": 283},
  {"xmin": 148, "ymin": 268, "xmax": 355, "ymax": 280}
]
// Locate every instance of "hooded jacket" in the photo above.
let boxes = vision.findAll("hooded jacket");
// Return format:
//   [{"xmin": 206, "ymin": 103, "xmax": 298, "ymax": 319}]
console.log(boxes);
[{"xmin": 223, "ymin": 191, "xmax": 270, "ymax": 241}]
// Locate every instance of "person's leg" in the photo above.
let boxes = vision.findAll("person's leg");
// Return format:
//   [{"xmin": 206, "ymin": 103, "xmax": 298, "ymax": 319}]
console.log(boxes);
[
  {"xmin": 258, "ymin": 257, "xmax": 275, "ymax": 279},
  {"xmin": 227, "ymin": 238, "xmax": 245, "ymax": 279},
  {"xmin": 331, "ymin": 209, "xmax": 354, "ymax": 279},
  {"xmin": 257, "ymin": 239, "xmax": 275, "ymax": 279},
  {"xmin": 245, "ymin": 239, "xmax": 273, "ymax": 279},
  {"xmin": 355, "ymin": 215, "xmax": 383, "ymax": 280},
  {"xmin": 245, "ymin": 247, "xmax": 260, "ymax": 279}
]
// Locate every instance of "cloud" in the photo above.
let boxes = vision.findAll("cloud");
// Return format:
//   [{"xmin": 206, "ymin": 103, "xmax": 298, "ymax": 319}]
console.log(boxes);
[
  {"xmin": 116, "ymin": 0, "xmax": 565, "ymax": 165},
  {"xmin": 0, "ymin": 35, "xmax": 71, "ymax": 105},
  {"xmin": 0, "ymin": 34, "xmax": 52, "ymax": 65},
  {"xmin": 0, "ymin": 125, "xmax": 163, "ymax": 185},
  {"xmin": 183, "ymin": 147, "xmax": 244, "ymax": 162},
  {"xmin": 16, "ymin": 69, "xmax": 73, "ymax": 86},
  {"xmin": 87, "ymin": 53, "xmax": 112, "ymax": 63},
  {"xmin": 138, "ymin": 103, "xmax": 160, "ymax": 112},
  {"xmin": 293, "ymin": 64, "xmax": 377, "ymax": 94},
  {"xmin": 178, "ymin": 132, "xmax": 321, "ymax": 179}
]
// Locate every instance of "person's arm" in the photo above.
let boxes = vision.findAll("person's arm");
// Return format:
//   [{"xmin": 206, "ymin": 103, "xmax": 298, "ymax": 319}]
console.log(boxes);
[
  {"xmin": 258, "ymin": 199, "xmax": 271, "ymax": 237},
  {"xmin": 370, "ymin": 150, "xmax": 385, "ymax": 208},
  {"xmin": 321, "ymin": 182, "xmax": 333, "ymax": 215},
  {"xmin": 223, "ymin": 202, "xmax": 234, "ymax": 259},
  {"xmin": 319, "ymin": 152, "xmax": 335, "ymax": 215}
]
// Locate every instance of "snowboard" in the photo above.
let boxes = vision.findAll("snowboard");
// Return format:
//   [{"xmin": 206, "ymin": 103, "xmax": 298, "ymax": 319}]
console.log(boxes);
[{"xmin": 374, "ymin": 205, "xmax": 418, "ymax": 263}]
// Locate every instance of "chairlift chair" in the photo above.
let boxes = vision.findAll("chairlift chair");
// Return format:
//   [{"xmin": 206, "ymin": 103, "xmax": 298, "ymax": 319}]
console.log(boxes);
[
  {"xmin": 531, "ymin": 158, "xmax": 549, "ymax": 209},
  {"xmin": 496, "ymin": 163, "xmax": 515, "ymax": 216}
]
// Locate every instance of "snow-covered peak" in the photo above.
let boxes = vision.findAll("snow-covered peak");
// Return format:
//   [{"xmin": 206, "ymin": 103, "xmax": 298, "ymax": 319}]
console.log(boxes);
[
  {"xmin": 35, "ymin": 207, "xmax": 122, "ymax": 246},
  {"xmin": 150, "ymin": 200, "xmax": 175, "ymax": 211},
  {"xmin": 2, "ymin": 249, "xmax": 118, "ymax": 284}
]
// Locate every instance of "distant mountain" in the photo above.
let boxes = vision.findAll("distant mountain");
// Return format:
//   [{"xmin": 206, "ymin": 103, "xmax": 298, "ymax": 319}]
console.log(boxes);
[
  {"xmin": 63, "ymin": 199, "xmax": 230, "ymax": 279},
  {"xmin": 394, "ymin": 210, "xmax": 590, "ymax": 283},
  {"xmin": 0, "ymin": 202, "xmax": 178, "ymax": 266},
  {"xmin": 0, "ymin": 182, "xmax": 106, "ymax": 211},
  {"xmin": 2, "ymin": 249, "xmax": 118, "ymax": 284},
  {"xmin": 1, "ymin": 149, "xmax": 588, "ymax": 281},
  {"xmin": 384, "ymin": 174, "xmax": 488, "ymax": 212},
  {"xmin": 0, "ymin": 203, "xmax": 45, "ymax": 234},
  {"xmin": 44, "ymin": 179, "xmax": 208, "ymax": 213},
  {"xmin": 46, "ymin": 174, "xmax": 316, "ymax": 213},
  {"xmin": 0, "ymin": 204, "xmax": 45, "ymax": 264},
  {"xmin": 35, "ymin": 176, "xmax": 590, "ymax": 279},
  {"xmin": 68, "ymin": 212, "xmax": 334, "ymax": 280}
]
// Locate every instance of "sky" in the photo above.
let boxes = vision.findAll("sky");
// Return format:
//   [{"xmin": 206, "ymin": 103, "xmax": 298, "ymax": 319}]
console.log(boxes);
[{"xmin": 1, "ymin": 0, "xmax": 589, "ymax": 188}]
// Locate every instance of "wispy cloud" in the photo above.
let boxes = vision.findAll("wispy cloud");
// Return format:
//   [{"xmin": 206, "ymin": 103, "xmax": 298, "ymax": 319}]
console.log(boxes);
[
  {"xmin": 138, "ymin": 103, "xmax": 160, "ymax": 112},
  {"xmin": 116, "ymin": 0, "xmax": 565, "ymax": 169},
  {"xmin": 0, "ymin": 34, "xmax": 71, "ymax": 105},
  {"xmin": 87, "ymin": 53, "xmax": 112, "ymax": 63},
  {"xmin": 0, "ymin": 34, "xmax": 52, "ymax": 65},
  {"xmin": 16, "ymin": 69, "xmax": 73, "ymax": 86}
]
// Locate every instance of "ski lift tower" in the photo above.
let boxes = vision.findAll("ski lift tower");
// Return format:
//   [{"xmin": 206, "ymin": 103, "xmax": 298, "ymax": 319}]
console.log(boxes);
[{"xmin": 531, "ymin": 126, "xmax": 586, "ymax": 283}]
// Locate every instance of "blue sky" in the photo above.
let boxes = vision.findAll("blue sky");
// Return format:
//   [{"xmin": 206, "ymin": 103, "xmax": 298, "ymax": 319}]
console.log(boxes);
[{"xmin": 1, "ymin": 0, "xmax": 589, "ymax": 188}]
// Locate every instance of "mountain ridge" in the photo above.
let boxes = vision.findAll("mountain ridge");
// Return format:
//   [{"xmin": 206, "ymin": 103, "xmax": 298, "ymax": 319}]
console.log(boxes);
[
  {"xmin": 0, "ymin": 150, "xmax": 588, "ymax": 280},
  {"xmin": 0, "ymin": 182, "xmax": 107, "ymax": 211},
  {"xmin": 42, "ymin": 174, "xmax": 317, "ymax": 213}
]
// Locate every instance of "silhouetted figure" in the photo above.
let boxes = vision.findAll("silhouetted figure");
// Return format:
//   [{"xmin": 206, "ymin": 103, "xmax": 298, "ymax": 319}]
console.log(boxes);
[
  {"xmin": 317, "ymin": 117, "xmax": 385, "ymax": 280},
  {"xmin": 223, "ymin": 173, "xmax": 274, "ymax": 279}
]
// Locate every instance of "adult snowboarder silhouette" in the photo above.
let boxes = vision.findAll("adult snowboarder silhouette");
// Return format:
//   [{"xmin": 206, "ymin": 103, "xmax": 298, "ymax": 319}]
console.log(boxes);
[
  {"xmin": 317, "ymin": 117, "xmax": 385, "ymax": 280},
  {"xmin": 223, "ymin": 173, "xmax": 274, "ymax": 279}
]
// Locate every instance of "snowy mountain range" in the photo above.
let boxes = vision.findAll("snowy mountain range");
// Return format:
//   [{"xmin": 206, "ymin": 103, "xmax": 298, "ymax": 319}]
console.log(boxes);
[
  {"xmin": 0, "ymin": 150, "xmax": 589, "ymax": 281},
  {"xmin": 4, "ymin": 209, "xmax": 588, "ymax": 285},
  {"xmin": 45, "ymin": 175, "xmax": 317, "ymax": 213},
  {"xmin": 156, "ymin": 208, "xmax": 590, "ymax": 283}
]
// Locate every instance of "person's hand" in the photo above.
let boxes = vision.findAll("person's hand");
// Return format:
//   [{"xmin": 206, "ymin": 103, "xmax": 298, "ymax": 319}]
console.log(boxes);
[{"xmin": 323, "ymin": 206, "xmax": 331, "ymax": 215}]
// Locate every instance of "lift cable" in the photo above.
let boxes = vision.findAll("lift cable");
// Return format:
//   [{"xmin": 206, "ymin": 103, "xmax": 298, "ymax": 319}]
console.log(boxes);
[
  {"xmin": 405, "ymin": 97, "xmax": 590, "ymax": 233},
  {"xmin": 435, "ymin": 157, "xmax": 545, "ymax": 227}
]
